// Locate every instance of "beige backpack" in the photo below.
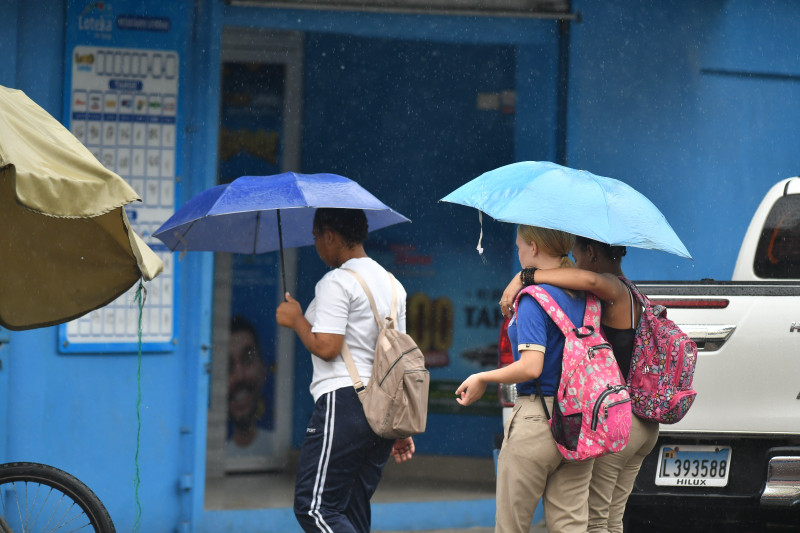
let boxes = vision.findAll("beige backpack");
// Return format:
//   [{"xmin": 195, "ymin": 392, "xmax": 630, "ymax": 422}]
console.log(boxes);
[{"xmin": 340, "ymin": 269, "xmax": 430, "ymax": 439}]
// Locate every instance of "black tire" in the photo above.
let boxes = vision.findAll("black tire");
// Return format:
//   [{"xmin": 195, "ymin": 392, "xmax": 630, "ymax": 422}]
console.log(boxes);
[{"xmin": 0, "ymin": 462, "xmax": 115, "ymax": 533}]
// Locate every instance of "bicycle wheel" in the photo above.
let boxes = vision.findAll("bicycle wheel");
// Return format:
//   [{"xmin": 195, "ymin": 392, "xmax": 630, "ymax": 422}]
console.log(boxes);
[{"xmin": 0, "ymin": 462, "xmax": 115, "ymax": 533}]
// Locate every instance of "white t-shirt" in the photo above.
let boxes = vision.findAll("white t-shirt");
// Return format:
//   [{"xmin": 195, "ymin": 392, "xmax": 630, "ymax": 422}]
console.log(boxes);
[{"xmin": 305, "ymin": 257, "xmax": 407, "ymax": 402}]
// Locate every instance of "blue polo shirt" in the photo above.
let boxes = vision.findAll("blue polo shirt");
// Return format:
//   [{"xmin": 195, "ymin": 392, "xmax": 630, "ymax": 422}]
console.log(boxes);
[{"xmin": 508, "ymin": 284, "xmax": 586, "ymax": 397}]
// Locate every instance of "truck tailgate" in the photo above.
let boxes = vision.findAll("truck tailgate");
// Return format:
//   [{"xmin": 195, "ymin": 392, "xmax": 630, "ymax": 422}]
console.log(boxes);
[{"xmin": 638, "ymin": 283, "xmax": 800, "ymax": 435}]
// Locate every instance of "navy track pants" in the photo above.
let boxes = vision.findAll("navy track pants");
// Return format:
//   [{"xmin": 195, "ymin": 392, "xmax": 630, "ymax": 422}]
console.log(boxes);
[{"xmin": 294, "ymin": 387, "xmax": 395, "ymax": 533}]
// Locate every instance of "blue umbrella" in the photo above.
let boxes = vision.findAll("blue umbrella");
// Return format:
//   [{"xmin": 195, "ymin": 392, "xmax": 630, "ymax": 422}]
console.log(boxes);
[
  {"xmin": 154, "ymin": 172, "xmax": 410, "ymax": 291},
  {"xmin": 440, "ymin": 161, "xmax": 692, "ymax": 259}
]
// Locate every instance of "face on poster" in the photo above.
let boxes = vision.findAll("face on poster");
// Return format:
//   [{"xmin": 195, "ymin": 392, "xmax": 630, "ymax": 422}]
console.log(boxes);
[{"xmin": 225, "ymin": 254, "xmax": 279, "ymax": 460}]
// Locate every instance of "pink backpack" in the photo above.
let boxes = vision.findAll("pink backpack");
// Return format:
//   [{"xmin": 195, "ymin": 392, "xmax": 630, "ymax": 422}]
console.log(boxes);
[
  {"xmin": 516, "ymin": 286, "xmax": 632, "ymax": 462},
  {"xmin": 619, "ymin": 277, "xmax": 698, "ymax": 424}
]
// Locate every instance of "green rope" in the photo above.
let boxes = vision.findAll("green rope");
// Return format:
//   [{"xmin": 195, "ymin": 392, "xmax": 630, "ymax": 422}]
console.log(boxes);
[{"xmin": 133, "ymin": 280, "xmax": 146, "ymax": 533}]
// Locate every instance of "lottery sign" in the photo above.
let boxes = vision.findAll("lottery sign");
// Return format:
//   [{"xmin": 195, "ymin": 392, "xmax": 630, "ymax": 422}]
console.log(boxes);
[{"xmin": 62, "ymin": 46, "xmax": 178, "ymax": 351}]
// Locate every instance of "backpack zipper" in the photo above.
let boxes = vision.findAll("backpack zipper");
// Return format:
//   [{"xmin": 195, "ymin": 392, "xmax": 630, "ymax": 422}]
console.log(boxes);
[
  {"xmin": 586, "ymin": 343, "xmax": 612, "ymax": 359},
  {"xmin": 379, "ymin": 347, "xmax": 421, "ymax": 386},
  {"xmin": 672, "ymin": 340, "xmax": 687, "ymax": 387},
  {"xmin": 591, "ymin": 384, "xmax": 629, "ymax": 430}
]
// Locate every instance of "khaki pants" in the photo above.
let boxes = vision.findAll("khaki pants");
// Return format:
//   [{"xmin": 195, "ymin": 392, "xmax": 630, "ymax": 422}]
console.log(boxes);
[
  {"xmin": 496, "ymin": 395, "xmax": 594, "ymax": 533},
  {"xmin": 587, "ymin": 415, "xmax": 659, "ymax": 533}
]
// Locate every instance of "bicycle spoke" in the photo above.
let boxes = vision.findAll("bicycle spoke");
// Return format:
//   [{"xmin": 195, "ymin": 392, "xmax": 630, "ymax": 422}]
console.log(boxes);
[
  {"xmin": 41, "ymin": 493, "xmax": 90, "ymax": 532},
  {"xmin": 49, "ymin": 501, "xmax": 91, "ymax": 532},
  {"xmin": 11, "ymin": 482, "xmax": 23, "ymax": 531},
  {"xmin": 27, "ymin": 482, "xmax": 46, "ymax": 531},
  {"xmin": 0, "ymin": 483, "xmax": 93, "ymax": 532},
  {"xmin": 0, "ymin": 486, "xmax": 7, "ymax": 528},
  {"xmin": 37, "ymin": 484, "xmax": 62, "ymax": 533},
  {"xmin": 22, "ymin": 481, "xmax": 46, "ymax": 532}
]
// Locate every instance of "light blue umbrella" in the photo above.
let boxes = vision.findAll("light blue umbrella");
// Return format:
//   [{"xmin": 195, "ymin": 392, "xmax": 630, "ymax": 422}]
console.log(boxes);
[
  {"xmin": 441, "ymin": 161, "xmax": 692, "ymax": 259},
  {"xmin": 154, "ymin": 172, "xmax": 410, "ymax": 291}
]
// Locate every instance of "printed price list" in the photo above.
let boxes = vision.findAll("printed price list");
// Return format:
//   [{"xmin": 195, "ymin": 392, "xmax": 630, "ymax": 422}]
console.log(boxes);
[{"xmin": 65, "ymin": 45, "xmax": 178, "ymax": 348}]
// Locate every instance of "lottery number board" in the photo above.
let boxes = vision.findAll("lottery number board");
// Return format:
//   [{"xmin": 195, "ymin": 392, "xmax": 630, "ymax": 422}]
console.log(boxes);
[{"xmin": 62, "ymin": 45, "xmax": 177, "ymax": 352}]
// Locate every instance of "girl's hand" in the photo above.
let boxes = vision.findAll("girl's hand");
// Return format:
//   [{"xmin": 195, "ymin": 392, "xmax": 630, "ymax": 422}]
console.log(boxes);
[
  {"xmin": 500, "ymin": 273, "xmax": 523, "ymax": 318},
  {"xmin": 276, "ymin": 292, "xmax": 303, "ymax": 329},
  {"xmin": 455, "ymin": 374, "xmax": 487, "ymax": 406}
]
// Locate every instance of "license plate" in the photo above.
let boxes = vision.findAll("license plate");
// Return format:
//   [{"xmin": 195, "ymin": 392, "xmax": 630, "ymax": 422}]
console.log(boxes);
[{"xmin": 655, "ymin": 445, "xmax": 732, "ymax": 487}]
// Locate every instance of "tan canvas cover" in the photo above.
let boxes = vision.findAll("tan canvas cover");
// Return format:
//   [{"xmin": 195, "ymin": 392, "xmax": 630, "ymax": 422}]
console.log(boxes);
[{"xmin": 0, "ymin": 85, "xmax": 163, "ymax": 330}]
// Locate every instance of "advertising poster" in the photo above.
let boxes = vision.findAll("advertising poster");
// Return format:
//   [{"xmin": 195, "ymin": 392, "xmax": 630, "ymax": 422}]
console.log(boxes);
[
  {"xmin": 370, "ymin": 219, "xmax": 515, "ymax": 420},
  {"xmin": 61, "ymin": 0, "xmax": 188, "ymax": 352},
  {"xmin": 218, "ymin": 61, "xmax": 286, "ymax": 468}
]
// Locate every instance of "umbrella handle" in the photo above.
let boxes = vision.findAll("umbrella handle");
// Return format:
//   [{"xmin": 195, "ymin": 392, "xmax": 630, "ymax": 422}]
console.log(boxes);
[{"xmin": 277, "ymin": 209, "xmax": 287, "ymax": 299}]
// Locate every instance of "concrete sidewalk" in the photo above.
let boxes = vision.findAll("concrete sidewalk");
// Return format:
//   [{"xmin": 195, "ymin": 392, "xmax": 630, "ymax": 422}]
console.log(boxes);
[
  {"xmin": 206, "ymin": 454, "xmax": 550, "ymax": 531},
  {"xmin": 378, "ymin": 525, "xmax": 546, "ymax": 532}
]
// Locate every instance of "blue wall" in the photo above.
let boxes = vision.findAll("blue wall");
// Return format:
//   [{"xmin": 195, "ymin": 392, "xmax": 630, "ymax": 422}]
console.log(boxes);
[
  {"xmin": 214, "ymin": 2, "xmax": 565, "ymax": 460},
  {"xmin": 3, "ymin": 0, "xmax": 800, "ymax": 531},
  {"xmin": 1, "ymin": 1, "xmax": 213, "ymax": 531},
  {"xmin": 569, "ymin": 0, "xmax": 800, "ymax": 280},
  {"xmin": 295, "ymin": 32, "xmax": 520, "ymax": 455},
  {"xmin": 0, "ymin": 3, "xmax": 18, "ymax": 86}
]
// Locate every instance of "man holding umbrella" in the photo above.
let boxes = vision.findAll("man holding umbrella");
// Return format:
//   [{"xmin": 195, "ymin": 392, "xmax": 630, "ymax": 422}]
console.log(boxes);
[{"xmin": 276, "ymin": 208, "xmax": 415, "ymax": 533}]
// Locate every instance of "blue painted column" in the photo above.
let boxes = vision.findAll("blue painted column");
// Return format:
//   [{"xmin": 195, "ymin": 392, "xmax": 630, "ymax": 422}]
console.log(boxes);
[
  {"xmin": 0, "ymin": 2, "xmax": 19, "ymax": 87},
  {"xmin": 180, "ymin": 0, "xmax": 224, "ymax": 530},
  {"xmin": 15, "ymin": 0, "xmax": 65, "ymax": 114}
]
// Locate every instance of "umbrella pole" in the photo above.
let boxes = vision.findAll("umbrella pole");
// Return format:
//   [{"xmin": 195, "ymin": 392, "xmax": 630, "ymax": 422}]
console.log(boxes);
[{"xmin": 276, "ymin": 209, "xmax": 287, "ymax": 299}]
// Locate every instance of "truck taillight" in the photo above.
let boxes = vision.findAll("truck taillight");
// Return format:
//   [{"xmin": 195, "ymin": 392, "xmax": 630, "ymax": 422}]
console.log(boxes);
[
  {"xmin": 497, "ymin": 316, "xmax": 517, "ymax": 407},
  {"xmin": 497, "ymin": 315, "xmax": 513, "ymax": 366}
]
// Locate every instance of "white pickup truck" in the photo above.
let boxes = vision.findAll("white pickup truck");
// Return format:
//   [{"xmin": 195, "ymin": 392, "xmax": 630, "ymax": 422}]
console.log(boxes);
[
  {"xmin": 496, "ymin": 177, "xmax": 800, "ymax": 530},
  {"xmin": 624, "ymin": 177, "xmax": 800, "ymax": 530}
]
